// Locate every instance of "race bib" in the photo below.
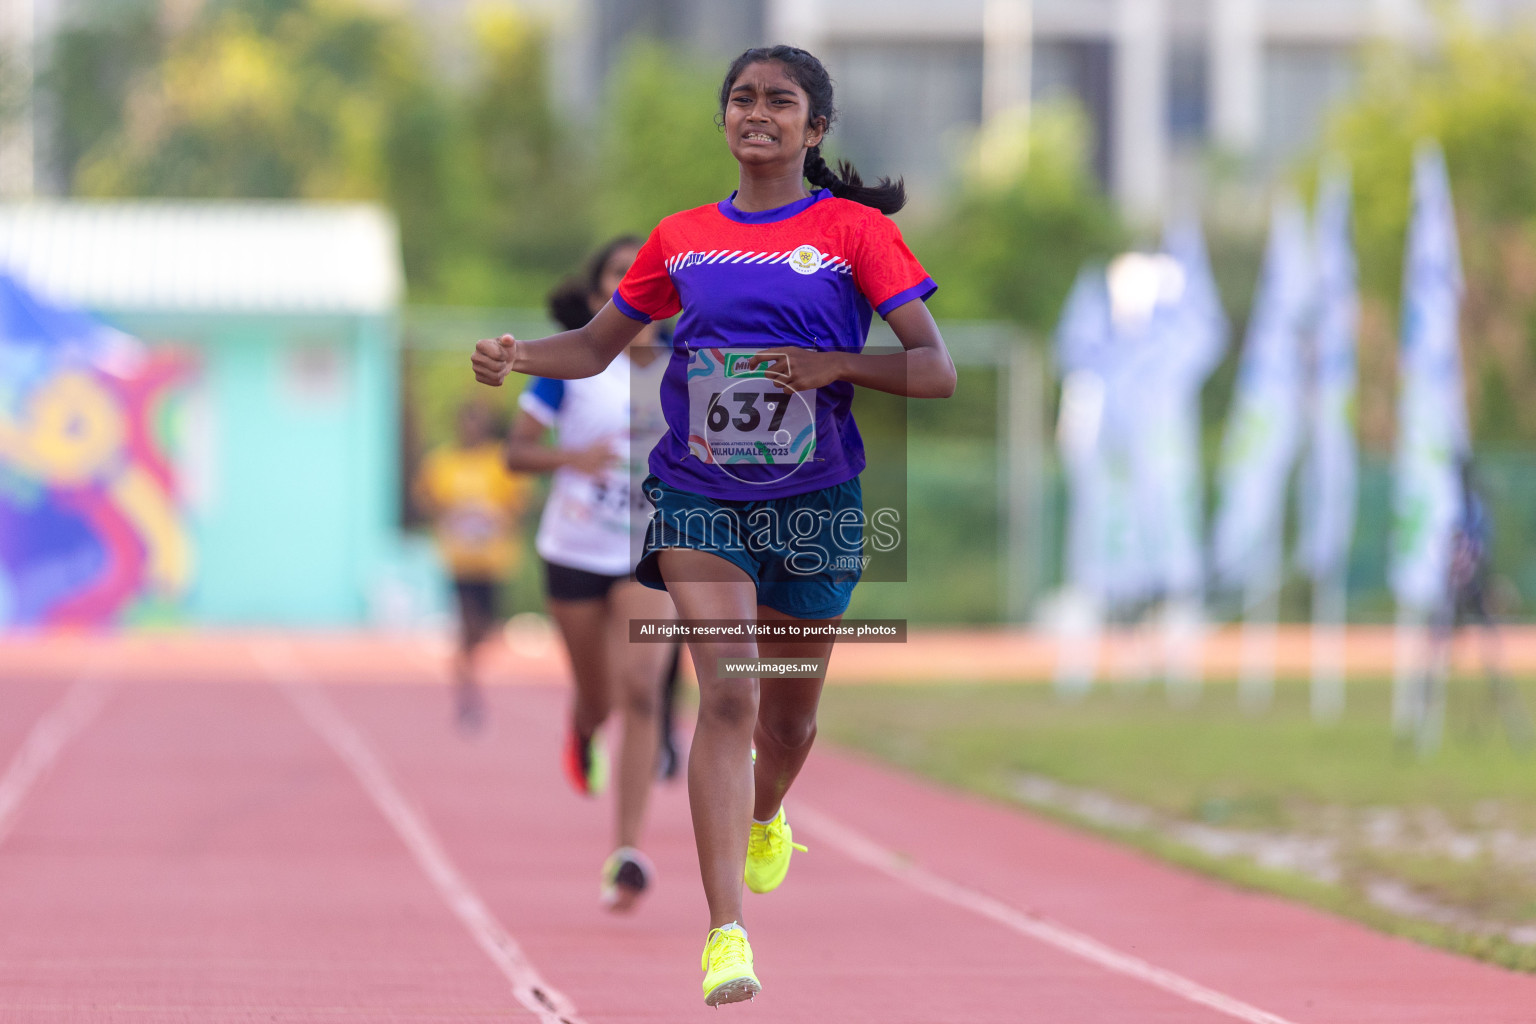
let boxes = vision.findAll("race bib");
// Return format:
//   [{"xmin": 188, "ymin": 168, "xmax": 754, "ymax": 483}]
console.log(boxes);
[
  {"xmin": 685, "ymin": 348, "xmax": 817, "ymax": 468},
  {"xmin": 555, "ymin": 467, "xmax": 632, "ymax": 537}
]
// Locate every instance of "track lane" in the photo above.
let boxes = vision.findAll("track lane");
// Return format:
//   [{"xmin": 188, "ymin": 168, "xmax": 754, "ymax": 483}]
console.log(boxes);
[
  {"xmin": 3, "ymin": 634, "xmax": 1535, "ymax": 1022},
  {"xmin": 320, "ymin": 659, "xmax": 1536, "ymax": 1023},
  {"xmin": 0, "ymin": 671, "xmax": 536, "ymax": 1022},
  {"xmin": 255, "ymin": 641, "xmax": 585, "ymax": 1023},
  {"xmin": 323, "ymin": 677, "xmax": 1271, "ymax": 1022},
  {"xmin": 792, "ymin": 748, "xmax": 1536, "ymax": 1024},
  {"xmin": 0, "ymin": 641, "xmax": 104, "ymax": 802}
]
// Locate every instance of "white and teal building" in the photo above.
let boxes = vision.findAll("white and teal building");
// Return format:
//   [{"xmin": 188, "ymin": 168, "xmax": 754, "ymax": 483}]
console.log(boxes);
[{"xmin": 0, "ymin": 201, "xmax": 432, "ymax": 626}]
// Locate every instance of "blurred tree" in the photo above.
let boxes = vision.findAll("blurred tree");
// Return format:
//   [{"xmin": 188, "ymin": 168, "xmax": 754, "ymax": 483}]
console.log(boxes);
[
  {"xmin": 41, "ymin": 0, "xmax": 163, "ymax": 193},
  {"xmin": 595, "ymin": 39, "xmax": 738, "ymax": 236},
  {"xmin": 456, "ymin": 6, "xmax": 592, "ymax": 305},
  {"xmin": 65, "ymin": 0, "xmax": 475, "ymax": 295},
  {"xmin": 46, "ymin": 1, "xmax": 647, "ymax": 305},
  {"xmin": 915, "ymin": 102, "xmax": 1125, "ymax": 336},
  {"xmin": 1319, "ymin": 18, "xmax": 1536, "ymax": 445}
]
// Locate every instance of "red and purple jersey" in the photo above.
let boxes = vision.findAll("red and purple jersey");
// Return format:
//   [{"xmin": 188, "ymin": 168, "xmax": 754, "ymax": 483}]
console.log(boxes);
[{"xmin": 614, "ymin": 189, "xmax": 936, "ymax": 500}]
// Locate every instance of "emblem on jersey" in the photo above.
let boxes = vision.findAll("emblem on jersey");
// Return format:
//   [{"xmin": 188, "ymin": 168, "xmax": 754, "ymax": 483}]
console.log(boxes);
[{"xmin": 788, "ymin": 244, "xmax": 823, "ymax": 276}]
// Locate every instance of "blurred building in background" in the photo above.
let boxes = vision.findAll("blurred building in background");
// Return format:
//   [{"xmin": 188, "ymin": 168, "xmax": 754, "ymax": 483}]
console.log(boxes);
[{"xmin": 0, "ymin": 201, "xmax": 415, "ymax": 626}]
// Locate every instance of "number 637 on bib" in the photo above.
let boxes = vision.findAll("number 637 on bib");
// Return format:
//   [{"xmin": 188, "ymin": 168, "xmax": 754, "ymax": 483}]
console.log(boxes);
[{"xmin": 685, "ymin": 348, "xmax": 817, "ymax": 467}]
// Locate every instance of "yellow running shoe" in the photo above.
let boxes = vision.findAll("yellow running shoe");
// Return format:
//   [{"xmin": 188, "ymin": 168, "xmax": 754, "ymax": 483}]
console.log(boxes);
[
  {"xmin": 744, "ymin": 806, "xmax": 806, "ymax": 894},
  {"xmin": 701, "ymin": 923, "xmax": 760, "ymax": 1006}
]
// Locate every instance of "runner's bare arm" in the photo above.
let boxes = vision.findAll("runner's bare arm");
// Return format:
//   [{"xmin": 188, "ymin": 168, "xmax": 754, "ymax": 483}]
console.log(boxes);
[
  {"xmin": 745, "ymin": 299, "xmax": 956, "ymax": 399},
  {"xmin": 502, "ymin": 410, "xmax": 619, "ymax": 476},
  {"xmin": 472, "ymin": 301, "xmax": 646, "ymax": 386}
]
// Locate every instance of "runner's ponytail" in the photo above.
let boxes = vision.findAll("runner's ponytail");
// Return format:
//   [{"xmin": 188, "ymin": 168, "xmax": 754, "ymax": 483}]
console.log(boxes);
[{"xmin": 802, "ymin": 144, "xmax": 905, "ymax": 215}]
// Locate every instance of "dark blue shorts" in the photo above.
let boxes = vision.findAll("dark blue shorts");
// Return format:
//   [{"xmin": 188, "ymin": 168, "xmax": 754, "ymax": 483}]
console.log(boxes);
[{"xmin": 635, "ymin": 474, "xmax": 864, "ymax": 620}]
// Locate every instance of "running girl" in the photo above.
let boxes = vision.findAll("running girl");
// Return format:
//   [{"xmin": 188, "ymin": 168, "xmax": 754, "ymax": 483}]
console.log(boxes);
[
  {"xmin": 503, "ymin": 237, "xmax": 680, "ymax": 911},
  {"xmin": 473, "ymin": 45, "xmax": 955, "ymax": 1005},
  {"xmin": 413, "ymin": 400, "xmax": 530, "ymax": 730}
]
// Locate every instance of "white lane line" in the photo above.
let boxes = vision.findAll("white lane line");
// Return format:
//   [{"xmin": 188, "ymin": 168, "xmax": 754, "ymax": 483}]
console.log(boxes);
[
  {"xmin": 253, "ymin": 643, "xmax": 585, "ymax": 1024},
  {"xmin": 795, "ymin": 803, "xmax": 1300, "ymax": 1024},
  {"xmin": 0, "ymin": 674, "xmax": 113, "ymax": 850}
]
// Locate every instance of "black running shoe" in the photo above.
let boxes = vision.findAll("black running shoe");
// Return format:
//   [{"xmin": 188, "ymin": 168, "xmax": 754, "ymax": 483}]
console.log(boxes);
[{"xmin": 600, "ymin": 847, "xmax": 654, "ymax": 911}]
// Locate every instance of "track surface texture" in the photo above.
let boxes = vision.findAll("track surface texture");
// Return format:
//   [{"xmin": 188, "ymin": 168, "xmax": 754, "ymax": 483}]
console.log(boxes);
[{"xmin": 1, "ymin": 633, "xmax": 1534, "ymax": 1022}]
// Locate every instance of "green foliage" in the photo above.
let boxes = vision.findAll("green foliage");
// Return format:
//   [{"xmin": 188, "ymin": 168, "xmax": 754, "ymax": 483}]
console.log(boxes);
[
  {"xmin": 455, "ymin": 8, "xmax": 591, "ymax": 303},
  {"xmin": 74, "ymin": 3, "xmax": 423, "ymax": 197},
  {"xmin": 1322, "ymin": 22, "xmax": 1536, "ymax": 304},
  {"xmin": 46, "ymin": 0, "xmax": 591, "ymax": 304},
  {"xmin": 68, "ymin": 0, "xmax": 472, "ymax": 290},
  {"xmin": 41, "ymin": 9, "xmax": 1116, "ymax": 328},
  {"xmin": 846, "ymin": 433, "xmax": 1002, "ymax": 625},
  {"xmin": 1317, "ymin": 19, "xmax": 1536, "ymax": 443},
  {"xmin": 595, "ymin": 39, "xmax": 739, "ymax": 236},
  {"xmin": 916, "ymin": 103, "xmax": 1125, "ymax": 336},
  {"xmin": 41, "ymin": 0, "xmax": 163, "ymax": 193}
]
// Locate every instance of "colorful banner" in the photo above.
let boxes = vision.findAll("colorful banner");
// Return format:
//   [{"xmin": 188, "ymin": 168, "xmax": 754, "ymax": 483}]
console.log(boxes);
[
  {"xmin": 1140, "ymin": 220, "xmax": 1228, "ymax": 599},
  {"xmin": 1056, "ymin": 230, "xmax": 1226, "ymax": 609},
  {"xmin": 1297, "ymin": 167, "xmax": 1359, "ymax": 582},
  {"xmin": 1391, "ymin": 142, "xmax": 1468, "ymax": 611},
  {"xmin": 1055, "ymin": 265, "xmax": 1119, "ymax": 603},
  {"xmin": 0, "ymin": 274, "xmax": 195, "ymax": 628},
  {"xmin": 1057, "ymin": 262, "xmax": 1155, "ymax": 608},
  {"xmin": 1213, "ymin": 194, "xmax": 1313, "ymax": 589}
]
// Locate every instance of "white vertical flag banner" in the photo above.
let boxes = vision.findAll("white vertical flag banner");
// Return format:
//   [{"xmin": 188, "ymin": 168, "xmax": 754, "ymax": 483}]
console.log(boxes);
[
  {"xmin": 1298, "ymin": 165, "xmax": 1359, "ymax": 722},
  {"xmin": 1101, "ymin": 257, "xmax": 1170, "ymax": 686},
  {"xmin": 1054, "ymin": 242, "xmax": 1227, "ymax": 699},
  {"xmin": 1154, "ymin": 219, "xmax": 1228, "ymax": 599},
  {"xmin": 1390, "ymin": 142, "xmax": 1469, "ymax": 736},
  {"xmin": 1102, "ymin": 256, "xmax": 1166, "ymax": 613},
  {"xmin": 1213, "ymin": 194, "xmax": 1312, "ymax": 590},
  {"xmin": 1213, "ymin": 194, "xmax": 1313, "ymax": 711},
  {"xmin": 1298, "ymin": 168, "xmax": 1359, "ymax": 583},
  {"xmin": 1390, "ymin": 142, "xmax": 1468, "ymax": 612},
  {"xmin": 1054, "ymin": 266, "xmax": 1111, "ymax": 696},
  {"xmin": 1148, "ymin": 220, "xmax": 1228, "ymax": 701},
  {"xmin": 1056, "ymin": 266, "xmax": 1114, "ymax": 604}
]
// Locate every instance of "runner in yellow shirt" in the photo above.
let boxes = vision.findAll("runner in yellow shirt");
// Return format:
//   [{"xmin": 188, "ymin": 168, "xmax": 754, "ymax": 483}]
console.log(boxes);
[{"xmin": 414, "ymin": 400, "xmax": 531, "ymax": 730}]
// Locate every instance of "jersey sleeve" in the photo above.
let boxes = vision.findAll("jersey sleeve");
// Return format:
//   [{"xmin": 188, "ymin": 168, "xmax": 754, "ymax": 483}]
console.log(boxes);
[
  {"xmin": 613, "ymin": 225, "xmax": 681, "ymax": 323},
  {"xmin": 518, "ymin": 377, "xmax": 565, "ymax": 426},
  {"xmin": 853, "ymin": 214, "xmax": 937, "ymax": 318}
]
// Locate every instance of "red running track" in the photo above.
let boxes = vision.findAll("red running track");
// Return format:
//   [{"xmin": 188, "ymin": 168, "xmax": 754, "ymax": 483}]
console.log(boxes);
[{"xmin": 1, "ymin": 638, "xmax": 1534, "ymax": 1023}]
